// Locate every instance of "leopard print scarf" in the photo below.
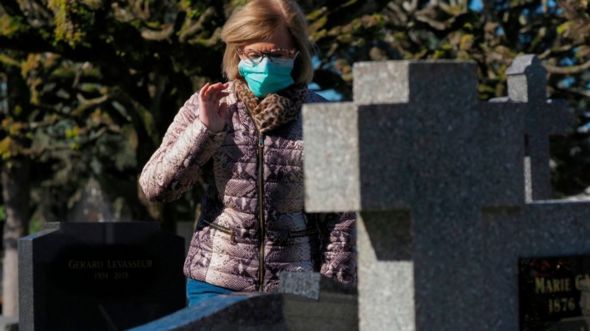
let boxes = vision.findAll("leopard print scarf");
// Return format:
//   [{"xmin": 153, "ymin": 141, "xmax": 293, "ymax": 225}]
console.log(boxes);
[{"xmin": 234, "ymin": 79, "xmax": 308, "ymax": 134}]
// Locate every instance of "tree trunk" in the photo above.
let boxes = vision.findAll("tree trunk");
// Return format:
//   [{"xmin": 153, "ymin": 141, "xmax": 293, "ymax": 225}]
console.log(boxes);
[{"xmin": 1, "ymin": 159, "xmax": 30, "ymax": 317}]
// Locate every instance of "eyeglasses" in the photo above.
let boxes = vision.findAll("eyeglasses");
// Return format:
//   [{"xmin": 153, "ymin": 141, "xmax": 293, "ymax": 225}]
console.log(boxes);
[{"xmin": 237, "ymin": 48, "xmax": 299, "ymax": 65}]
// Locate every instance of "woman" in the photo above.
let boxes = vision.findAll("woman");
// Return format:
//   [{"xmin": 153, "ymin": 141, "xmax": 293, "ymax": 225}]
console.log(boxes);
[{"xmin": 139, "ymin": 0, "xmax": 356, "ymax": 306}]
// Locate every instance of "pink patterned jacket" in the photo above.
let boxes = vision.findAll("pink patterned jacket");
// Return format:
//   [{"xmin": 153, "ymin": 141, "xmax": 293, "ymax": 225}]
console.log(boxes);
[{"xmin": 139, "ymin": 83, "xmax": 356, "ymax": 292}]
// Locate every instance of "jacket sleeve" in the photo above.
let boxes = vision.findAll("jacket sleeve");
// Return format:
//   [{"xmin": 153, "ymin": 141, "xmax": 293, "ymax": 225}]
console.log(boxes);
[
  {"xmin": 138, "ymin": 91, "xmax": 227, "ymax": 202},
  {"xmin": 316, "ymin": 211, "xmax": 357, "ymax": 287}
]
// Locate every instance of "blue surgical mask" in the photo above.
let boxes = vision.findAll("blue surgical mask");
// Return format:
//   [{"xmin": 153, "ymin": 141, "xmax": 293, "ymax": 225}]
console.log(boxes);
[{"xmin": 238, "ymin": 57, "xmax": 295, "ymax": 98}]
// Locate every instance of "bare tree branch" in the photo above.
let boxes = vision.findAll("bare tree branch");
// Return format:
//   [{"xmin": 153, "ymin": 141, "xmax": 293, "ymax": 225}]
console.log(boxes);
[{"xmin": 545, "ymin": 59, "xmax": 590, "ymax": 75}]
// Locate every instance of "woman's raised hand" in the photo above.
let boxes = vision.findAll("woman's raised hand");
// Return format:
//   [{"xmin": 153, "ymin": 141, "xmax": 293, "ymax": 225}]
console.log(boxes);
[{"xmin": 198, "ymin": 82, "xmax": 230, "ymax": 133}]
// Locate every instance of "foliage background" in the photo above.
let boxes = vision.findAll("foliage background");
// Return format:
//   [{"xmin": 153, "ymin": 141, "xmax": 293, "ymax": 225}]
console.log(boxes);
[{"xmin": 0, "ymin": 0, "xmax": 589, "ymax": 234}]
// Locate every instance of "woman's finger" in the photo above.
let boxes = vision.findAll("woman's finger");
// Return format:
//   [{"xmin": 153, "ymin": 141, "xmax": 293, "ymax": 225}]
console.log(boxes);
[
  {"xmin": 204, "ymin": 83, "xmax": 216, "ymax": 99},
  {"xmin": 209, "ymin": 83, "xmax": 225, "ymax": 94},
  {"xmin": 199, "ymin": 83, "xmax": 210, "ymax": 99}
]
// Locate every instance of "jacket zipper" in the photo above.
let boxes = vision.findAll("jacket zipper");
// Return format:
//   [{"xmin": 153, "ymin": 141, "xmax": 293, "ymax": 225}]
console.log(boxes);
[{"xmin": 257, "ymin": 134, "xmax": 266, "ymax": 292}]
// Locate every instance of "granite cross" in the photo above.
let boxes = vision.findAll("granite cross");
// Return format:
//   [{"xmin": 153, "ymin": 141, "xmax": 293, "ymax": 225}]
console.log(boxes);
[
  {"xmin": 492, "ymin": 55, "xmax": 574, "ymax": 201},
  {"xmin": 302, "ymin": 55, "xmax": 584, "ymax": 331}
]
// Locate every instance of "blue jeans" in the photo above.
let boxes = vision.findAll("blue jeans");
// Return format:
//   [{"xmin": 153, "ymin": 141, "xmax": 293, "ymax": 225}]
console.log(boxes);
[{"xmin": 185, "ymin": 278, "xmax": 235, "ymax": 307}]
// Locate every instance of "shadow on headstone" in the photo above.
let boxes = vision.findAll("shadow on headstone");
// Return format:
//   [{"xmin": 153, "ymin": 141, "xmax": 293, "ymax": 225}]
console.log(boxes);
[
  {"xmin": 303, "ymin": 55, "xmax": 588, "ymax": 331},
  {"xmin": 361, "ymin": 211, "xmax": 411, "ymax": 261}
]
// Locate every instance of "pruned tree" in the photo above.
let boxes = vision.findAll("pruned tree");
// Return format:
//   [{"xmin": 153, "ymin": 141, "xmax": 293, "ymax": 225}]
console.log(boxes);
[{"xmin": 0, "ymin": 0, "xmax": 589, "ymax": 316}]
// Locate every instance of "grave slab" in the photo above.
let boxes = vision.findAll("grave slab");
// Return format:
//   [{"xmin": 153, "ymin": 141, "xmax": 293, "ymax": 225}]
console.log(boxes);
[
  {"xmin": 19, "ymin": 222, "xmax": 185, "ymax": 331},
  {"xmin": 131, "ymin": 272, "xmax": 357, "ymax": 331}
]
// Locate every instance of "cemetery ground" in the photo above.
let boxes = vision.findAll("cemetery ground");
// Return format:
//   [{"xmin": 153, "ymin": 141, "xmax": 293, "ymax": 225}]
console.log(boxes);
[{"xmin": 6, "ymin": 55, "xmax": 590, "ymax": 331}]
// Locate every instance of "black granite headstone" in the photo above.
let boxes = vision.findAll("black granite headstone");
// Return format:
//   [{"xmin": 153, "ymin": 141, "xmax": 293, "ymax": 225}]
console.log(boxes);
[
  {"xmin": 519, "ymin": 255, "xmax": 590, "ymax": 331},
  {"xmin": 19, "ymin": 222, "xmax": 185, "ymax": 331}
]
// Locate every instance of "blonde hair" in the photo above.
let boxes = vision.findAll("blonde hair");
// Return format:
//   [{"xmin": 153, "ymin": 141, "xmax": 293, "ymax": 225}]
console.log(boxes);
[{"xmin": 220, "ymin": 0, "xmax": 314, "ymax": 84}]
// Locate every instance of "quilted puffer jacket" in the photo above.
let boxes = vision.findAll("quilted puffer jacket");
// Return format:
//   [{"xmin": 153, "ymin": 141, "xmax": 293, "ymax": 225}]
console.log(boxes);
[{"xmin": 139, "ymin": 82, "xmax": 356, "ymax": 292}]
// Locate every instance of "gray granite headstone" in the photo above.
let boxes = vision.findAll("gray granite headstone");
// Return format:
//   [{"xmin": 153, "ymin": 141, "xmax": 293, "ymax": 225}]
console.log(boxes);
[
  {"xmin": 494, "ymin": 55, "xmax": 574, "ymax": 201},
  {"xmin": 279, "ymin": 271, "xmax": 321, "ymax": 300},
  {"xmin": 303, "ymin": 55, "xmax": 588, "ymax": 331},
  {"xmin": 278, "ymin": 272, "xmax": 357, "ymax": 331},
  {"xmin": 128, "ymin": 293, "xmax": 285, "ymax": 331},
  {"xmin": 131, "ymin": 271, "xmax": 357, "ymax": 331},
  {"xmin": 19, "ymin": 222, "xmax": 185, "ymax": 331}
]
